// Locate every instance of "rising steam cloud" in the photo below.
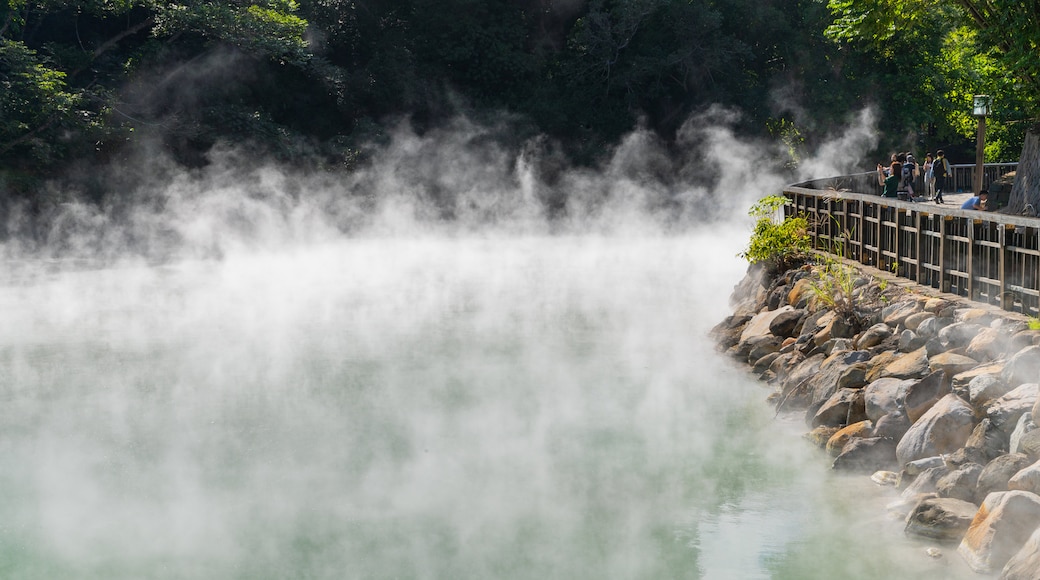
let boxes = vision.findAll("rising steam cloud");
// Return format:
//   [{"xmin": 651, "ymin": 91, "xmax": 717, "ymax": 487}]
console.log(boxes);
[{"xmin": 2, "ymin": 107, "xmax": 882, "ymax": 266}]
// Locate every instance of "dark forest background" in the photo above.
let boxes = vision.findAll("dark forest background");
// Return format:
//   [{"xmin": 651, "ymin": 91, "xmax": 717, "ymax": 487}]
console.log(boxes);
[{"xmin": 1, "ymin": 0, "xmax": 1030, "ymax": 210}]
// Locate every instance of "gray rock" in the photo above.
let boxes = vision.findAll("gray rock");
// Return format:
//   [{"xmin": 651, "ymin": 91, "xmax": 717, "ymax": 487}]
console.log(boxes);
[
  {"xmin": 905, "ymin": 455, "xmax": 946, "ymax": 476},
  {"xmin": 904, "ymin": 311, "xmax": 934, "ymax": 332},
  {"xmin": 768, "ymin": 308, "xmax": 806, "ymax": 338},
  {"xmin": 978, "ymin": 454, "xmax": 1033, "ymax": 500},
  {"xmin": 1001, "ymin": 525, "xmax": 1040, "ymax": 580},
  {"xmin": 967, "ymin": 327, "xmax": 1010, "ymax": 361},
  {"xmin": 970, "ymin": 374, "xmax": 1013, "ymax": 410},
  {"xmin": 831, "ymin": 436, "xmax": 897, "ymax": 473},
  {"xmin": 811, "ymin": 387, "xmax": 868, "ymax": 428},
  {"xmin": 752, "ymin": 351, "xmax": 782, "ymax": 375},
  {"xmin": 882, "ymin": 300, "xmax": 922, "ymax": 327},
  {"xmin": 902, "ymin": 465, "xmax": 951, "ymax": 498},
  {"xmin": 897, "ymin": 394, "xmax": 977, "ymax": 467},
  {"xmin": 904, "ymin": 496, "xmax": 979, "ymax": 541},
  {"xmin": 857, "ymin": 323, "xmax": 893, "ymax": 349},
  {"xmin": 937, "ymin": 462, "xmax": 983, "ymax": 503},
  {"xmin": 1009, "ymin": 459, "xmax": 1040, "ymax": 496},
  {"xmin": 864, "ymin": 377, "xmax": 910, "ymax": 422},
  {"xmin": 898, "ymin": 329, "xmax": 927, "ymax": 352},
  {"xmin": 1010, "ymin": 412, "xmax": 1037, "ymax": 456},
  {"xmin": 746, "ymin": 335, "xmax": 783, "ymax": 364},
  {"xmin": 1002, "ymin": 346, "xmax": 1040, "ymax": 388},
  {"xmin": 904, "ymin": 370, "xmax": 951, "ymax": 423},
  {"xmin": 959, "ymin": 490, "xmax": 1040, "ymax": 574},
  {"xmin": 986, "ymin": 383, "xmax": 1040, "ymax": 436},
  {"xmin": 916, "ymin": 316, "xmax": 948, "ymax": 339},
  {"xmin": 873, "ymin": 408, "xmax": 913, "ymax": 440},
  {"xmin": 881, "ymin": 347, "xmax": 932, "ymax": 381},
  {"xmin": 1016, "ymin": 429, "xmax": 1040, "ymax": 461},
  {"xmin": 740, "ymin": 305, "xmax": 796, "ymax": 344},
  {"xmin": 836, "ymin": 363, "xmax": 869, "ymax": 390},
  {"xmin": 929, "ymin": 351, "xmax": 980, "ymax": 378},
  {"xmin": 965, "ymin": 418, "xmax": 1008, "ymax": 464},
  {"xmin": 804, "ymin": 350, "xmax": 874, "ymax": 408},
  {"xmin": 940, "ymin": 322, "xmax": 984, "ymax": 349}
]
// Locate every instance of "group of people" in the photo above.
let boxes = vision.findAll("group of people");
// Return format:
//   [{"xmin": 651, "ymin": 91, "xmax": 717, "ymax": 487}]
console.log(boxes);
[{"xmin": 876, "ymin": 150, "xmax": 952, "ymax": 204}]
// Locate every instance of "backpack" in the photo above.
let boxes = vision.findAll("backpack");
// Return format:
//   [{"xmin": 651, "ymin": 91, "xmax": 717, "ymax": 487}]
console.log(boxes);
[
  {"xmin": 902, "ymin": 162, "xmax": 914, "ymax": 180},
  {"xmin": 934, "ymin": 158, "xmax": 947, "ymax": 178}
]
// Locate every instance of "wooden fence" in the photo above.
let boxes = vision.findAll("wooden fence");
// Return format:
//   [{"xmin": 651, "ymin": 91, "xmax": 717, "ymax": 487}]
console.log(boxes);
[{"xmin": 783, "ymin": 163, "xmax": 1040, "ymax": 315}]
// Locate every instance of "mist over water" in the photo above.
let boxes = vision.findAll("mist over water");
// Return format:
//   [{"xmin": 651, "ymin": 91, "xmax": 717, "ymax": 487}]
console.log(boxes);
[{"xmin": 0, "ymin": 115, "xmax": 974, "ymax": 578}]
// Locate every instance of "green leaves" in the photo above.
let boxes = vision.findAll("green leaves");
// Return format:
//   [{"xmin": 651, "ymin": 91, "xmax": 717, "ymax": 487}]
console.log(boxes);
[
  {"xmin": 153, "ymin": 1, "xmax": 310, "ymax": 65},
  {"xmin": 739, "ymin": 196, "xmax": 811, "ymax": 270},
  {"xmin": 0, "ymin": 39, "xmax": 91, "ymax": 164}
]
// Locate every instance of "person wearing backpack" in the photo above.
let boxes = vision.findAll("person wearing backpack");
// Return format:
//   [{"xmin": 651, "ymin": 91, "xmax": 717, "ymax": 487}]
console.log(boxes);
[
  {"xmin": 902, "ymin": 153, "xmax": 918, "ymax": 198},
  {"xmin": 933, "ymin": 150, "xmax": 950, "ymax": 204}
]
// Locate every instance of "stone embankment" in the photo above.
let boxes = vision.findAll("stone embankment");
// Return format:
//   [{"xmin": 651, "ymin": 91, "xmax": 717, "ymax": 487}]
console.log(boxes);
[{"xmin": 712, "ymin": 262, "xmax": 1040, "ymax": 578}]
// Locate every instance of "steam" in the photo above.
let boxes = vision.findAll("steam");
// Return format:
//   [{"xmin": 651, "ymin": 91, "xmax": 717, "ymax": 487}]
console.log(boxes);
[
  {"xmin": 0, "ymin": 109, "xmax": 949, "ymax": 579},
  {"xmin": 4, "ymin": 106, "xmax": 883, "ymax": 267}
]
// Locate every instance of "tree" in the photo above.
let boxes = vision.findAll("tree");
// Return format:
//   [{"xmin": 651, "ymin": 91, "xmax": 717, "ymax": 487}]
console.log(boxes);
[{"xmin": 824, "ymin": 0, "xmax": 1040, "ymax": 213}]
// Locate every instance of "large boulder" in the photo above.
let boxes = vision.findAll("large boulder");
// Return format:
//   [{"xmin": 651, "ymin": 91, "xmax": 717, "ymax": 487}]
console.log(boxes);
[
  {"xmin": 882, "ymin": 299, "xmax": 922, "ymax": 327},
  {"xmin": 978, "ymin": 454, "xmax": 1034, "ymax": 500},
  {"xmin": 740, "ymin": 305, "xmax": 795, "ymax": 344},
  {"xmin": 929, "ymin": 352, "xmax": 980, "ymax": 378},
  {"xmin": 936, "ymin": 462, "xmax": 984, "ymax": 503},
  {"xmin": 965, "ymin": 418, "xmax": 1010, "ymax": 464},
  {"xmin": 768, "ymin": 308, "xmax": 806, "ymax": 338},
  {"xmin": 904, "ymin": 496, "xmax": 979, "ymax": 541},
  {"xmin": 1002, "ymin": 346, "xmax": 1040, "ymax": 388},
  {"xmin": 1001, "ymin": 525, "xmax": 1040, "ymax": 580},
  {"xmin": 896, "ymin": 394, "xmax": 977, "ymax": 467},
  {"xmin": 1010, "ymin": 413, "xmax": 1038, "ymax": 456},
  {"xmin": 959, "ymin": 490, "xmax": 1040, "ymax": 574},
  {"xmin": 873, "ymin": 408, "xmax": 913, "ymax": 440},
  {"xmin": 903, "ymin": 311, "xmax": 934, "ymax": 332},
  {"xmin": 825, "ymin": 420, "xmax": 873, "ymax": 456},
  {"xmin": 811, "ymin": 388, "xmax": 867, "ymax": 429},
  {"xmin": 880, "ymin": 347, "xmax": 931, "ymax": 380},
  {"xmin": 804, "ymin": 350, "xmax": 873, "ymax": 408},
  {"xmin": 985, "ymin": 383, "xmax": 1040, "ymax": 436},
  {"xmin": 969, "ymin": 374, "xmax": 1014, "ymax": 411},
  {"xmin": 856, "ymin": 323, "xmax": 893, "ymax": 349},
  {"xmin": 813, "ymin": 313, "xmax": 858, "ymax": 345},
  {"xmin": 863, "ymin": 377, "xmax": 910, "ymax": 422},
  {"xmin": 831, "ymin": 436, "xmax": 897, "ymax": 473},
  {"xmin": 901, "ymin": 465, "xmax": 950, "ymax": 498},
  {"xmin": 939, "ymin": 322, "xmax": 984, "ymax": 349},
  {"xmin": 1009, "ymin": 459, "xmax": 1040, "ymax": 496},
  {"xmin": 967, "ymin": 327, "xmax": 1010, "ymax": 362},
  {"xmin": 904, "ymin": 370, "xmax": 951, "ymax": 423}
]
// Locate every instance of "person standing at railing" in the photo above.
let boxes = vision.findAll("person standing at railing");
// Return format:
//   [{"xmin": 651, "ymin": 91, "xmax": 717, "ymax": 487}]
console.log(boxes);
[
  {"xmin": 878, "ymin": 161, "xmax": 901, "ymax": 198},
  {"xmin": 933, "ymin": 150, "xmax": 951, "ymax": 204},
  {"xmin": 923, "ymin": 153, "xmax": 935, "ymax": 200}
]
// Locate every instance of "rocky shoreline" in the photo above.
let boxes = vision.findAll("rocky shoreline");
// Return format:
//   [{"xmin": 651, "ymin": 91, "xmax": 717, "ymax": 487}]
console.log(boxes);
[{"xmin": 712, "ymin": 261, "xmax": 1040, "ymax": 578}]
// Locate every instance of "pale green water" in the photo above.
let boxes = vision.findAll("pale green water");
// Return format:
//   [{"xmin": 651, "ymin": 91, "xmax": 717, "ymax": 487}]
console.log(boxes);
[{"xmin": 0, "ymin": 233, "xmax": 976, "ymax": 579}]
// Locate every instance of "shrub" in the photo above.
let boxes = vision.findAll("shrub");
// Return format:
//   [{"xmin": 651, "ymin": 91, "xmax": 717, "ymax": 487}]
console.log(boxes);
[{"xmin": 739, "ymin": 195, "xmax": 810, "ymax": 270}]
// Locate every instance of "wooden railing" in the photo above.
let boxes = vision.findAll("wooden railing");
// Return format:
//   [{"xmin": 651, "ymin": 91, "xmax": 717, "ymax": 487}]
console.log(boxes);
[{"xmin": 783, "ymin": 163, "xmax": 1040, "ymax": 316}]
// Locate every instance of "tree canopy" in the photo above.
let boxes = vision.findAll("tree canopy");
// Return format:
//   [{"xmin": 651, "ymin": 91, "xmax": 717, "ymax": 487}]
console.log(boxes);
[{"xmin": 1, "ymin": 0, "xmax": 1038, "ymax": 209}]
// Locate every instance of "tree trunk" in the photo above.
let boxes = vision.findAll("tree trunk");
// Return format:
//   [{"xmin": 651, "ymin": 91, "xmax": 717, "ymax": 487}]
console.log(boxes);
[{"xmin": 1007, "ymin": 125, "xmax": 1040, "ymax": 215}]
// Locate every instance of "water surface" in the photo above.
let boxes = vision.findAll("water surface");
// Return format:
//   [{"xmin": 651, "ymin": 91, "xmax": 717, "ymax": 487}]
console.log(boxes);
[{"xmin": 0, "ymin": 232, "xmax": 974, "ymax": 578}]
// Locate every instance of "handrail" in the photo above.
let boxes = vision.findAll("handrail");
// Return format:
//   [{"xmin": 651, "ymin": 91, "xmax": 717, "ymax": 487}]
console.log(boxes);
[{"xmin": 782, "ymin": 163, "xmax": 1040, "ymax": 316}]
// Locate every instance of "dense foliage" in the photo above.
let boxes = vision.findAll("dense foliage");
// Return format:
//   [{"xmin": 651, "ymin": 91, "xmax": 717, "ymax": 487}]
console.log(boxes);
[
  {"xmin": 739, "ymin": 195, "xmax": 810, "ymax": 270},
  {"xmin": 1, "ymin": 0, "xmax": 1037, "ymax": 205}
]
